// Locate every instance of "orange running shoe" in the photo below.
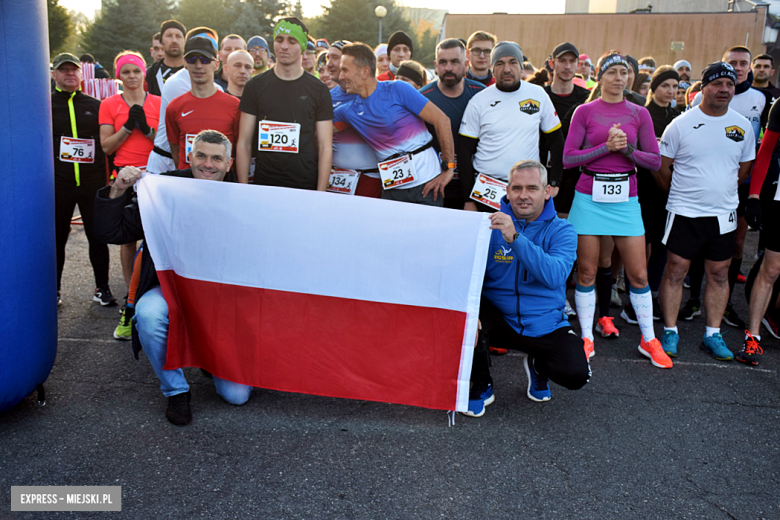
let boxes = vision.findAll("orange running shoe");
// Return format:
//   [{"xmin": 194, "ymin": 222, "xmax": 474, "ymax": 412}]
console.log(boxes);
[
  {"xmin": 583, "ymin": 337, "xmax": 595, "ymax": 360},
  {"xmin": 595, "ymin": 316, "xmax": 620, "ymax": 338},
  {"xmin": 638, "ymin": 337, "xmax": 673, "ymax": 369}
]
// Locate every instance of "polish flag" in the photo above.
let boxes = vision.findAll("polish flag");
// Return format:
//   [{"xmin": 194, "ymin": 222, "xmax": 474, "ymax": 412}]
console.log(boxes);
[{"xmin": 137, "ymin": 175, "xmax": 490, "ymax": 412}]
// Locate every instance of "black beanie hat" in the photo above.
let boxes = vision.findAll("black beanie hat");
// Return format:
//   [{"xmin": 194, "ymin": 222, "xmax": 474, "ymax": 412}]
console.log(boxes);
[
  {"xmin": 160, "ymin": 20, "xmax": 186, "ymax": 39},
  {"xmin": 387, "ymin": 31, "xmax": 413, "ymax": 57},
  {"xmin": 625, "ymin": 54, "xmax": 639, "ymax": 77}
]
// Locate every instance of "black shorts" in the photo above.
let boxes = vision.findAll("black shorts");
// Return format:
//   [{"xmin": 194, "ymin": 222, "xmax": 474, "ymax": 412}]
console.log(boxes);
[
  {"xmin": 662, "ymin": 212, "xmax": 736, "ymax": 262},
  {"xmin": 764, "ymin": 201, "xmax": 780, "ymax": 253},
  {"xmin": 736, "ymin": 182, "xmax": 750, "ymax": 217}
]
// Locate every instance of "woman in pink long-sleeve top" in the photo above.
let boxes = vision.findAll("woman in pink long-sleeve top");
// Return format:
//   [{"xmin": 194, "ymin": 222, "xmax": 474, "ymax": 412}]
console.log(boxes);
[{"xmin": 563, "ymin": 52, "xmax": 671, "ymax": 369}]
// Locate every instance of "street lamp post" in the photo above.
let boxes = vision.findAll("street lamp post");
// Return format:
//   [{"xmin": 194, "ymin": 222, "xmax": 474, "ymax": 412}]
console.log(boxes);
[{"xmin": 375, "ymin": 5, "xmax": 387, "ymax": 45}]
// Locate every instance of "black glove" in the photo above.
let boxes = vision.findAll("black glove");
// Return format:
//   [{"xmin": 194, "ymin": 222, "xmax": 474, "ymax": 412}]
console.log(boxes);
[
  {"xmin": 744, "ymin": 197, "xmax": 762, "ymax": 230},
  {"xmin": 122, "ymin": 110, "xmax": 135, "ymax": 132},
  {"xmin": 129, "ymin": 105, "xmax": 150, "ymax": 135}
]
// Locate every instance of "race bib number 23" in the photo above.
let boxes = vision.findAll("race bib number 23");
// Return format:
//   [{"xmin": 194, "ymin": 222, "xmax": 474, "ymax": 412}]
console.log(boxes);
[{"xmin": 379, "ymin": 155, "xmax": 416, "ymax": 190}]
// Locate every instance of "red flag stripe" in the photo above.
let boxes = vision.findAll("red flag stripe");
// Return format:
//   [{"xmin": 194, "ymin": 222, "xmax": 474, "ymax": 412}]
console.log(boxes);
[{"xmin": 160, "ymin": 271, "xmax": 468, "ymax": 411}]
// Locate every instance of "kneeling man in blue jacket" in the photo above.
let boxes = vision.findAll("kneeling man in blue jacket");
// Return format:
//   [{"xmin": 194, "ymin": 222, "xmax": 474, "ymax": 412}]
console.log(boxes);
[{"xmin": 464, "ymin": 160, "xmax": 590, "ymax": 417}]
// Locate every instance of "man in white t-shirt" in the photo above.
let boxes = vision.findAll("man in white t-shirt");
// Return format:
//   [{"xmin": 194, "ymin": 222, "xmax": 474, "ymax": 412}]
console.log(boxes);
[
  {"xmin": 458, "ymin": 41, "xmax": 563, "ymax": 212},
  {"xmin": 657, "ymin": 62, "xmax": 755, "ymax": 361},
  {"xmin": 687, "ymin": 47, "xmax": 772, "ymax": 330}
]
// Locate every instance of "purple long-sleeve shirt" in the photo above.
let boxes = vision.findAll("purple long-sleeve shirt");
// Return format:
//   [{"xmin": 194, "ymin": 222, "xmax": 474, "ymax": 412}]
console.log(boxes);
[{"xmin": 563, "ymin": 99, "xmax": 661, "ymax": 196}]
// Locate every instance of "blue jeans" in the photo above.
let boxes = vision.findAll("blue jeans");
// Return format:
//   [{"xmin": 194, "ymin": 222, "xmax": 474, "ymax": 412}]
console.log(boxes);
[{"xmin": 134, "ymin": 286, "xmax": 252, "ymax": 405}]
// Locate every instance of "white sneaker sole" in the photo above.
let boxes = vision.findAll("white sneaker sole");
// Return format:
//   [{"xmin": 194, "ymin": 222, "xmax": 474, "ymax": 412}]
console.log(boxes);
[
  {"xmin": 620, "ymin": 309, "xmax": 638, "ymax": 325},
  {"xmin": 762, "ymin": 318, "xmax": 780, "ymax": 339},
  {"xmin": 595, "ymin": 325, "xmax": 619, "ymax": 338},
  {"xmin": 93, "ymin": 295, "xmax": 116, "ymax": 307},
  {"xmin": 638, "ymin": 345, "xmax": 672, "ymax": 369},
  {"xmin": 680, "ymin": 309, "xmax": 701, "ymax": 321}
]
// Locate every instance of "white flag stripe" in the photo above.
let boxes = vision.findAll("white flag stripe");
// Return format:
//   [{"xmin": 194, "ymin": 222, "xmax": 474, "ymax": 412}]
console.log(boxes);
[{"xmin": 138, "ymin": 175, "xmax": 491, "ymax": 312}]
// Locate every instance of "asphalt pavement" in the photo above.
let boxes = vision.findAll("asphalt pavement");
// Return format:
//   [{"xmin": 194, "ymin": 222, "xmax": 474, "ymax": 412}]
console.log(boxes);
[{"xmin": 1, "ymin": 224, "xmax": 778, "ymax": 519}]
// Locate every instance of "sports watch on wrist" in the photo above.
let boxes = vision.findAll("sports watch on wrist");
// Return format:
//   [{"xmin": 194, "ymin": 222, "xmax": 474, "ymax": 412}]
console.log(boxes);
[{"xmin": 440, "ymin": 159, "xmax": 457, "ymax": 171}]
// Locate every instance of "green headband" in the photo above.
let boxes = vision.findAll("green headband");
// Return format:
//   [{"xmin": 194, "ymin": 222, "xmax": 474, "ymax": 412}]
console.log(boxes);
[{"xmin": 274, "ymin": 20, "xmax": 307, "ymax": 52}]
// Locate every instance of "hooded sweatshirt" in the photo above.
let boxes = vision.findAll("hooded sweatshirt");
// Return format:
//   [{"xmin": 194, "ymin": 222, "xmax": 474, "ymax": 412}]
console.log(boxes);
[{"xmin": 482, "ymin": 196, "xmax": 577, "ymax": 337}]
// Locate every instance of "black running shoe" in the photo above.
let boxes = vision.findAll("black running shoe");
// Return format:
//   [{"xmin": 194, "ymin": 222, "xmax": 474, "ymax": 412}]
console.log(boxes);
[
  {"xmin": 620, "ymin": 303, "xmax": 638, "ymax": 325},
  {"xmin": 94, "ymin": 286, "xmax": 117, "ymax": 307},
  {"xmin": 722, "ymin": 303, "xmax": 746, "ymax": 329},
  {"xmin": 678, "ymin": 298, "xmax": 701, "ymax": 321},
  {"xmin": 735, "ymin": 332, "xmax": 762, "ymax": 366}
]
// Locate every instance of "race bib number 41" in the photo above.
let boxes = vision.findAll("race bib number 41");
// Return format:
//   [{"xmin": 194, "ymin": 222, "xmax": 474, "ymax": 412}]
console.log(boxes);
[
  {"xmin": 717, "ymin": 210, "xmax": 737, "ymax": 234},
  {"xmin": 326, "ymin": 169, "xmax": 360, "ymax": 195},
  {"xmin": 59, "ymin": 137, "xmax": 95, "ymax": 164},
  {"xmin": 259, "ymin": 121, "xmax": 300, "ymax": 153},
  {"xmin": 470, "ymin": 174, "xmax": 507, "ymax": 211},
  {"xmin": 379, "ymin": 155, "xmax": 416, "ymax": 190}
]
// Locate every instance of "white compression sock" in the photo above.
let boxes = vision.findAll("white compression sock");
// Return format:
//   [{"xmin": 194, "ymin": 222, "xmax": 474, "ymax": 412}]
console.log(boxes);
[
  {"xmin": 575, "ymin": 284, "xmax": 596, "ymax": 341},
  {"xmin": 630, "ymin": 286, "xmax": 655, "ymax": 341}
]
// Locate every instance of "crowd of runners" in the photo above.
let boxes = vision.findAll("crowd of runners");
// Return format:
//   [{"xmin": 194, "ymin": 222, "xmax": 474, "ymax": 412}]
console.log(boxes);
[{"xmin": 50, "ymin": 16, "xmax": 780, "ymax": 424}]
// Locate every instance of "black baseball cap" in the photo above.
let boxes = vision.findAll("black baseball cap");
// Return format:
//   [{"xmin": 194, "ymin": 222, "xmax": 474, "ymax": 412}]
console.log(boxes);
[
  {"xmin": 552, "ymin": 42, "xmax": 579, "ymax": 59},
  {"xmin": 184, "ymin": 36, "xmax": 217, "ymax": 60}
]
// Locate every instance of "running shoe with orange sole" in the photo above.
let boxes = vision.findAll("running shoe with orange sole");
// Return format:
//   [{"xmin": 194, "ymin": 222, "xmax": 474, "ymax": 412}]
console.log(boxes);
[
  {"xmin": 638, "ymin": 337, "xmax": 673, "ymax": 368},
  {"xmin": 595, "ymin": 316, "xmax": 620, "ymax": 338},
  {"xmin": 489, "ymin": 346, "xmax": 507, "ymax": 355},
  {"xmin": 583, "ymin": 337, "xmax": 595, "ymax": 359}
]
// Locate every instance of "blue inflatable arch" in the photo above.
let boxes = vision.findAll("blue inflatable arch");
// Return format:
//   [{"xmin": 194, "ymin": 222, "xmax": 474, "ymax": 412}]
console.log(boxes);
[{"xmin": 0, "ymin": 0, "xmax": 58, "ymax": 413}]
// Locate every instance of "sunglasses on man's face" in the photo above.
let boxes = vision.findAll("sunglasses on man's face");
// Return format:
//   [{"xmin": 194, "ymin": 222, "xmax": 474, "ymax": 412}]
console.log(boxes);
[{"xmin": 186, "ymin": 56, "xmax": 213, "ymax": 65}]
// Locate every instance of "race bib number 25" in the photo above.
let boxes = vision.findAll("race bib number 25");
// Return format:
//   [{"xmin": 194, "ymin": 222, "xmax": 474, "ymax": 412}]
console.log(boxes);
[{"xmin": 470, "ymin": 174, "xmax": 507, "ymax": 211}]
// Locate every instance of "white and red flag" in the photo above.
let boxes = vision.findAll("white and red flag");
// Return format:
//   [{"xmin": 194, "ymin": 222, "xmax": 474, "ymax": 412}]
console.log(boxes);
[{"xmin": 137, "ymin": 174, "xmax": 490, "ymax": 412}]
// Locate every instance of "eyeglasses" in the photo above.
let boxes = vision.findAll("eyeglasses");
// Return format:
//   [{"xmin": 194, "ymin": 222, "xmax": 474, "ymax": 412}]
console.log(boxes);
[
  {"xmin": 248, "ymin": 47, "xmax": 268, "ymax": 55},
  {"xmin": 186, "ymin": 56, "xmax": 213, "ymax": 65},
  {"xmin": 469, "ymin": 48, "xmax": 492, "ymax": 56}
]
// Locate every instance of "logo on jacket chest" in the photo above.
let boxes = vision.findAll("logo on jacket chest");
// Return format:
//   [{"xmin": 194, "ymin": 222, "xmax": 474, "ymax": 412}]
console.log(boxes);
[
  {"xmin": 493, "ymin": 246, "xmax": 514, "ymax": 263},
  {"xmin": 725, "ymin": 125, "xmax": 745, "ymax": 143},
  {"xmin": 518, "ymin": 99, "xmax": 540, "ymax": 115}
]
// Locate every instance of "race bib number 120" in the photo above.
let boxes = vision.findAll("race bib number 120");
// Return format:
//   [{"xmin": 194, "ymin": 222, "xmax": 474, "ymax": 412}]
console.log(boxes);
[
  {"xmin": 470, "ymin": 174, "xmax": 507, "ymax": 211},
  {"xmin": 258, "ymin": 121, "xmax": 300, "ymax": 153},
  {"xmin": 379, "ymin": 155, "xmax": 416, "ymax": 190},
  {"xmin": 59, "ymin": 137, "xmax": 95, "ymax": 164}
]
